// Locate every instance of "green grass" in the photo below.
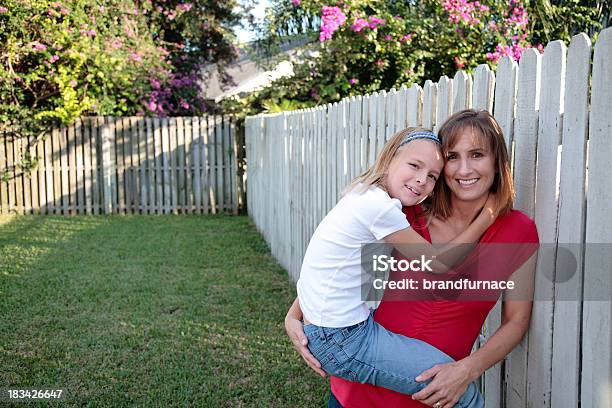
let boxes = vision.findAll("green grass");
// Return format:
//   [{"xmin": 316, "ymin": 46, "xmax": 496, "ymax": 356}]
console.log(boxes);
[{"xmin": 0, "ymin": 215, "xmax": 329, "ymax": 406}]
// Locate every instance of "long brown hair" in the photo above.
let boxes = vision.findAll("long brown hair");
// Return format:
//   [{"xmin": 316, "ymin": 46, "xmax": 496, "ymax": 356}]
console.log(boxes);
[
  {"xmin": 427, "ymin": 109, "xmax": 514, "ymax": 219},
  {"xmin": 343, "ymin": 127, "xmax": 439, "ymax": 195}
]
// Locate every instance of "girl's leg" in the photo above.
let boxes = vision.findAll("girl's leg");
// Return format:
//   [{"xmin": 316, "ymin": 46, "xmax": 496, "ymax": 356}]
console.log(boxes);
[
  {"xmin": 328, "ymin": 391, "xmax": 344, "ymax": 408},
  {"xmin": 304, "ymin": 317, "xmax": 482, "ymax": 407},
  {"xmin": 338, "ymin": 317, "xmax": 483, "ymax": 408}
]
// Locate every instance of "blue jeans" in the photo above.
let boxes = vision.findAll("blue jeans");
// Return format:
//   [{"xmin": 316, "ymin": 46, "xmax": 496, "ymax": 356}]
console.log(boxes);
[
  {"xmin": 328, "ymin": 392, "xmax": 343, "ymax": 408},
  {"xmin": 304, "ymin": 312, "xmax": 483, "ymax": 408}
]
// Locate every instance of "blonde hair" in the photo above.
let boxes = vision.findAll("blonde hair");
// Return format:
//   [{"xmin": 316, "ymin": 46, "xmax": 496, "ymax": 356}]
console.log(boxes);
[
  {"xmin": 343, "ymin": 127, "xmax": 440, "ymax": 196},
  {"xmin": 426, "ymin": 109, "xmax": 515, "ymax": 219}
]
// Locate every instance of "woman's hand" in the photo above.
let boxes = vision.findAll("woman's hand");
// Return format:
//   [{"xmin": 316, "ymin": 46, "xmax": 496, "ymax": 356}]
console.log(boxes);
[
  {"xmin": 284, "ymin": 315, "xmax": 327, "ymax": 377},
  {"xmin": 411, "ymin": 360, "xmax": 479, "ymax": 408}
]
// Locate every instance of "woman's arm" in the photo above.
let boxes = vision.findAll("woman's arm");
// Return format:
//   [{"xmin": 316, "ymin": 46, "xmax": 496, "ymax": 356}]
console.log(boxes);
[
  {"xmin": 411, "ymin": 252, "xmax": 537, "ymax": 408},
  {"xmin": 284, "ymin": 297, "xmax": 326, "ymax": 377},
  {"xmin": 385, "ymin": 194, "xmax": 499, "ymax": 273}
]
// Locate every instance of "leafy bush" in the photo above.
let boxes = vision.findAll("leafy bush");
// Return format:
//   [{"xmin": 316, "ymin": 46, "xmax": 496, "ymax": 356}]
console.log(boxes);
[
  {"xmin": 247, "ymin": 0, "xmax": 604, "ymax": 112},
  {"xmin": 0, "ymin": 0, "xmax": 170, "ymax": 128},
  {"xmin": 0, "ymin": 1, "xmax": 242, "ymax": 129},
  {"xmin": 0, "ymin": 0, "xmax": 242, "ymax": 178}
]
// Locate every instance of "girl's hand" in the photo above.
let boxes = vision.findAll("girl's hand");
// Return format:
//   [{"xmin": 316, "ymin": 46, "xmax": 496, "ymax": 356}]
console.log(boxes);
[
  {"xmin": 483, "ymin": 192, "xmax": 501, "ymax": 220},
  {"xmin": 284, "ymin": 316, "xmax": 327, "ymax": 377},
  {"xmin": 412, "ymin": 360, "xmax": 478, "ymax": 408}
]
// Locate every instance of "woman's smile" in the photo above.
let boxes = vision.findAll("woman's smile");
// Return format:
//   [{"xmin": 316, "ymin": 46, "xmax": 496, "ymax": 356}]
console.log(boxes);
[{"xmin": 457, "ymin": 178, "xmax": 479, "ymax": 186}]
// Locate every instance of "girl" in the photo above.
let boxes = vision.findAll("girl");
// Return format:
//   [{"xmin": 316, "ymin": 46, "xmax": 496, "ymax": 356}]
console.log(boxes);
[{"xmin": 294, "ymin": 127, "xmax": 496, "ymax": 407}]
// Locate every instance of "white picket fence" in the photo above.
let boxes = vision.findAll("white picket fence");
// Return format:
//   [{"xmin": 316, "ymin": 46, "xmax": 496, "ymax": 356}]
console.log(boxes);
[{"xmin": 245, "ymin": 27, "xmax": 612, "ymax": 407}]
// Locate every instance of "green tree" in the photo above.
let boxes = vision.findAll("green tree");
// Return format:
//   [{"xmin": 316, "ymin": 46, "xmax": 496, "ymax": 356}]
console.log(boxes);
[
  {"xmin": 0, "ymin": 0, "xmax": 245, "ymax": 178},
  {"xmin": 0, "ymin": 0, "xmax": 170, "ymax": 179},
  {"xmin": 245, "ymin": 0, "xmax": 606, "ymax": 114}
]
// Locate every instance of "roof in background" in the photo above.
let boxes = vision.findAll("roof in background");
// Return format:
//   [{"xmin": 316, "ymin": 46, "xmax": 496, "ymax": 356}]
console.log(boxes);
[{"xmin": 201, "ymin": 38, "xmax": 315, "ymax": 102}]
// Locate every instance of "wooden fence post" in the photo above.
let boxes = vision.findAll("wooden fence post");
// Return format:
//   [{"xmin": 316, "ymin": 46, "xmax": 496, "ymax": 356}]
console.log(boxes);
[
  {"xmin": 582, "ymin": 26, "xmax": 612, "ymax": 408},
  {"xmin": 101, "ymin": 119, "xmax": 113, "ymax": 214}
]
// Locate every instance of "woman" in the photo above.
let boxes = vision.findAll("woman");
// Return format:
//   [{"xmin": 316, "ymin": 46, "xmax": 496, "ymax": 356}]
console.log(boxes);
[{"xmin": 285, "ymin": 109, "xmax": 539, "ymax": 408}]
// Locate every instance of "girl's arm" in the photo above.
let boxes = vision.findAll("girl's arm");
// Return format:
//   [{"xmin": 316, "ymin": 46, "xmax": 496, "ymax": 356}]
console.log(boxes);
[
  {"xmin": 284, "ymin": 297, "xmax": 326, "ymax": 377},
  {"xmin": 385, "ymin": 194, "xmax": 499, "ymax": 273},
  {"xmin": 411, "ymin": 251, "xmax": 537, "ymax": 408}
]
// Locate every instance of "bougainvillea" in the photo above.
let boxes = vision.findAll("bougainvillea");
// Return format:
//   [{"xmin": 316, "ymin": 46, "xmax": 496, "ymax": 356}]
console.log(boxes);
[
  {"xmin": 1, "ymin": 0, "xmax": 170, "ymax": 136},
  {"xmin": 1, "ymin": 0, "xmax": 243, "ymax": 179},
  {"xmin": 0, "ymin": 0, "xmax": 241, "ymax": 131},
  {"xmin": 247, "ymin": 0, "xmax": 577, "ymax": 113},
  {"xmin": 142, "ymin": 0, "xmax": 241, "ymax": 116},
  {"xmin": 319, "ymin": 6, "xmax": 347, "ymax": 42}
]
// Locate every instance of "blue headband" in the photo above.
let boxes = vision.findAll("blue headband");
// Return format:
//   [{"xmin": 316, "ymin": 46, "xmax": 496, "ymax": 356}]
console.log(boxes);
[{"xmin": 398, "ymin": 131, "xmax": 441, "ymax": 147}]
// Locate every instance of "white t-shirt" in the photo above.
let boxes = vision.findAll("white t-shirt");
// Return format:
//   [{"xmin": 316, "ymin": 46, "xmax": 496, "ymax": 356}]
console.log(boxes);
[{"xmin": 297, "ymin": 186, "xmax": 409, "ymax": 327}]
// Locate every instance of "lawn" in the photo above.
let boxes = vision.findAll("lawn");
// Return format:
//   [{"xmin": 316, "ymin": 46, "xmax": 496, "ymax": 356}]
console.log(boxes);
[{"xmin": 0, "ymin": 215, "xmax": 329, "ymax": 406}]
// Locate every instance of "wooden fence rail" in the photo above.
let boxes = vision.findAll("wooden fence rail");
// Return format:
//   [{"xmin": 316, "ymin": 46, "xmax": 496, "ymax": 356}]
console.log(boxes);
[
  {"xmin": 245, "ymin": 28, "xmax": 612, "ymax": 408},
  {"xmin": 0, "ymin": 116, "xmax": 244, "ymax": 215}
]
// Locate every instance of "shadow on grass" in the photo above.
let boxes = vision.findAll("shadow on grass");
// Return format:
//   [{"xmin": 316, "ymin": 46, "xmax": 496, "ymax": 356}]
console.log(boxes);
[{"xmin": 0, "ymin": 215, "xmax": 329, "ymax": 406}]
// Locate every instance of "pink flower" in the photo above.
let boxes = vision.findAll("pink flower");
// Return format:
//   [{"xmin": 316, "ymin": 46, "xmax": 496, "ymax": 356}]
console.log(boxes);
[
  {"xmin": 180, "ymin": 100, "xmax": 190, "ymax": 110},
  {"xmin": 349, "ymin": 78, "xmax": 358, "ymax": 85},
  {"xmin": 506, "ymin": 2, "xmax": 528, "ymax": 28},
  {"xmin": 177, "ymin": 3, "xmax": 193, "ymax": 12},
  {"xmin": 30, "ymin": 42, "xmax": 47, "ymax": 51},
  {"xmin": 111, "ymin": 38, "xmax": 123, "ymax": 49},
  {"xmin": 486, "ymin": 52, "xmax": 499, "ymax": 62},
  {"xmin": 69, "ymin": 80, "xmax": 77, "ymax": 87},
  {"xmin": 147, "ymin": 100, "xmax": 157, "ymax": 112},
  {"xmin": 350, "ymin": 18, "xmax": 368, "ymax": 33},
  {"xmin": 368, "ymin": 16, "xmax": 385, "ymax": 29},
  {"xmin": 454, "ymin": 56, "xmax": 465, "ymax": 69},
  {"xmin": 319, "ymin": 6, "xmax": 346, "ymax": 42},
  {"xmin": 399, "ymin": 34, "xmax": 413, "ymax": 43},
  {"xmin": 487, "ymin": 41, "xmax": 530, "ymax": 63},
  {"xmin": 292, "ymin": 0, "xmax": 301, "ymax": 6},
  {"xmin": 0, "ymin": 6, "xmax": 8, "ymax": 13},
  {"xmin": 442, "ymin": 0, "xmax": 482, "ymax": 26},
  {"xmin": 87, "ymin": 29, "xmax": 96, "ymax": 36},
  {"xmin": 49, "ymin": 55, "xmax": 60, "ymax": 63},
  {"xmin": 384, "ymin": 35, "xmax": 392, "ymax": 41},
  {"xmin": 130, "ymin": 52, "xmax": 143, "ymax": 62}
]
